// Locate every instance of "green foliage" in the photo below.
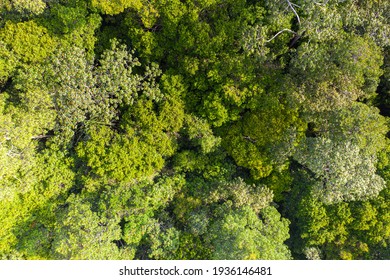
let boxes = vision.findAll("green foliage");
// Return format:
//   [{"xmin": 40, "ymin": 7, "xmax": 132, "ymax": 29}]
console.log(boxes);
[
  {"xmin": 262, "ymin": 170, "xmax": 293, "ymax": 202},
  {"xmin": 59, "ymin": 12, "xmax": 102, "ymax": 60},
  {"xmin": 223, "ymin": 96, "xmax": 304, "ymax": 179},
  {"xmin": 157, "ymin": 74, "xmax": 186, "ymax": 132},
  {"xmin": 0, "ymin": 149, "xmax": 74, "ymax": 258},
  {"xmin": 82, "ymin": 175, "xmax": 185, "ymax": 259},
  {"xmin": 11, "ymin": 45, "xmax": 93, "ymax": 147},
  {"xmin": 51, "ymin": 194, "xmax": 122, "ymax": 259},
  {"xmin": 308, "ymin": 103, "xmax": 388, "ymax": 155},
  {"xmin": 44, "ymin": 3, "xmax": 88, "ymax": 34},
  {"xmin": 0, "ymin": 0, "xmax": 47, "ymax": 15},
  {"xmin": 208, "ymin": 205, "xmax": 291, "ymax": 260},
  {"xmin": 291, "ymin": 186, "xmax": 390, "ymax": 259},
  {"xmin": 290, "ymin": 34, "xmax": 383, "ymax": 111},
  {"xmin": 0, "ymin": 0, "xmax": 389, "ymax": 261},
  {"xmin": 91, "ymin": 0, "xmax": 142, "ymax": 15},
  {"xmin": 76, "ymin": 119, "xmax": 173, "ymax": 183},
  {"xmin": 94, "ymin": 40, "xmax": 162, "ymax": 117},
  {"xmin": 294, "ymin": 137, "xmax": 386, "ymax": 204},
  {"xmin": 206, "ymin": 178, "xmax": 274, "ymax": 214},
  {"xmin": 184, "ymin": 115, "xmax": 221, "ymax": 154},
  {"xmin": 0, "ymin": 20, "xmax": 56, "ymax": 64},
  {"xmin": 14, "ymin": 39, "xmax": 162, "ymax": 148},
  {"xmin": 0, "ymin": 41, "xmax": 16, "ymax": 83},
  {"xmin": 171, "ymin": 177, "xmax": 290, "ymax": 260},
  {"xmin": 0, "ymin": 90, "xmax": 54, "ymax": 201}
]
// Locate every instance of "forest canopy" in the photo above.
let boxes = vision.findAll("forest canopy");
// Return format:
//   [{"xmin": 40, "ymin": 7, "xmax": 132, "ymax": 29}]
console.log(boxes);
[{"xmin": 0, "ymin": 0, "xmax": 389, "ymax": 260}]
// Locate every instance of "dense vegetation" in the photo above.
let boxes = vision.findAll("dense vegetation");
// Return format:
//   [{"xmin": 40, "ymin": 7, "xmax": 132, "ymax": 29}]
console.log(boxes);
[{"xmin": 0, "ymin": 0, "xmax": 389, "ymax": 260}]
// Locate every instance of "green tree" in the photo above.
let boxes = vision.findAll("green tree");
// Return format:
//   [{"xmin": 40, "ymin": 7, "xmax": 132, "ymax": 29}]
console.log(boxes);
[
  {"xmin": 306, "ymin": 102, "xmax": 388, "ymax": 156},
  {"xmin": 0, "ymin": 0, "xmax": 47, "ymax": 15},
  {"xmin": 0, "ymin": 40, "xmax": 16, "ymax": 84},
  {"xmin": 223, "ymin": 95, "xmax": 304, "ymax": 179},
  {"xmin": 289, "ymin": 185, "xmax": 390, "ymax": 259},
  {"xmin": 0, "ymin": 20, "xmax": 56, "ymax": 64},
  {"xmin": 294, "ymin": 137, "xmax": 385, "ymax": 204},
  {"xmin": 0, "ymin": 88, "xmax": 54, "ymax": 201},
  {"xmin": 172, "ymin": 177, "xmax": 290, "ymax": 259},
  {"xmin": 91, "ymin": 0, "xmax": 142, "ymax": 15},
  {"xmin": 208, "ymin": 204, "xmax": 291, "ymax": 260},
  {"xmin": 289, "ymin": 34, "xmax": 383, "ymax": 112},
  {"xmin": 51, "ymin": 194, "xmax": 122, "ymax": 259},
  {"xmin": 14, "ymin": 39, "xmax": 162, "ymax": 148},
  {"xmin": 76, "ymin": 98, "xmax": 179, "ymax": 183},
  {"xmin": 0, "ymin": 148, "xmax": 74, "ymax": 259}
]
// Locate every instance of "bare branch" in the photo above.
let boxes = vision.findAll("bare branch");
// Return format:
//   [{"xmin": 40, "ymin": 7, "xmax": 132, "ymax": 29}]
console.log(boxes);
[
  {"xmin": 243, "ymin": 136, "xmax": 257, "ymax": 143},
  {"xmin": 31, "ymin": 135, "xmax": 51, "ymax": 140},
  {"xmin": 266, "ymin": 29, "xmax": 297, "ymax": 43},
  {"xmin": 286, "ymin": 0, "xmax": 301, "ymax": 25},
  {"xmin": 291, "ymin": 3, "xmax": 301, "ymax": 8}
]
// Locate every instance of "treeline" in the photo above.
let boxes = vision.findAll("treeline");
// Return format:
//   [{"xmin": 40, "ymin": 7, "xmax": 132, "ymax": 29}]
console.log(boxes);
[{"xmin": 0, "ymin": 0, "xmax": 389, "ymax": 260}]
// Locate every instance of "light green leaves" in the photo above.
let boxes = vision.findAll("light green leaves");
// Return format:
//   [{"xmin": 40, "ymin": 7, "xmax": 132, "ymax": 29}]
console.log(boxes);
[
  {"xmin": 294, "ymin": 137, "xmax": 386, "ymax": 204},
  {"xmin": 290, "ymin": 34, "xmax": 383, "ymax": 112},
  {"xmin": 91, "ymin": 0, "xmax": 142, "ymax": 15},
  {"xmin": 14, "ymin": 39, "xmax": 162, "ymax": 148},
  {"xmin": 208, "ymin": 205, "xmax": 291, "ymax": 260},
  {"xmin": 1, "ymin": 0, "xmax": 47, "ymax": 15},
  {"xmin": 0, "ymin": 21, "xmax": 56, "ymax": 64},
  {"xmin": 52, "ymin": 195, "xmax": 122, "ymax": 259}
]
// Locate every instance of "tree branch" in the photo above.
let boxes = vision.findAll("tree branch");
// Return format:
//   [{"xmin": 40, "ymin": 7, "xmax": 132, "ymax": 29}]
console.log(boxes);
[
  {"xmin": 31, "ymin": 135, "xmax": 51, "ymax": 140},
  {"xmin": 243, "ymin": 136, "xmax": 257, "ymax": 143},
  {"xmin": 266, "ymin": 29, "xmax": 297, "ymax": 43},
  {"xmin": 286, "ymin": 0, "xmax": 301, "ymax": 25}
]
